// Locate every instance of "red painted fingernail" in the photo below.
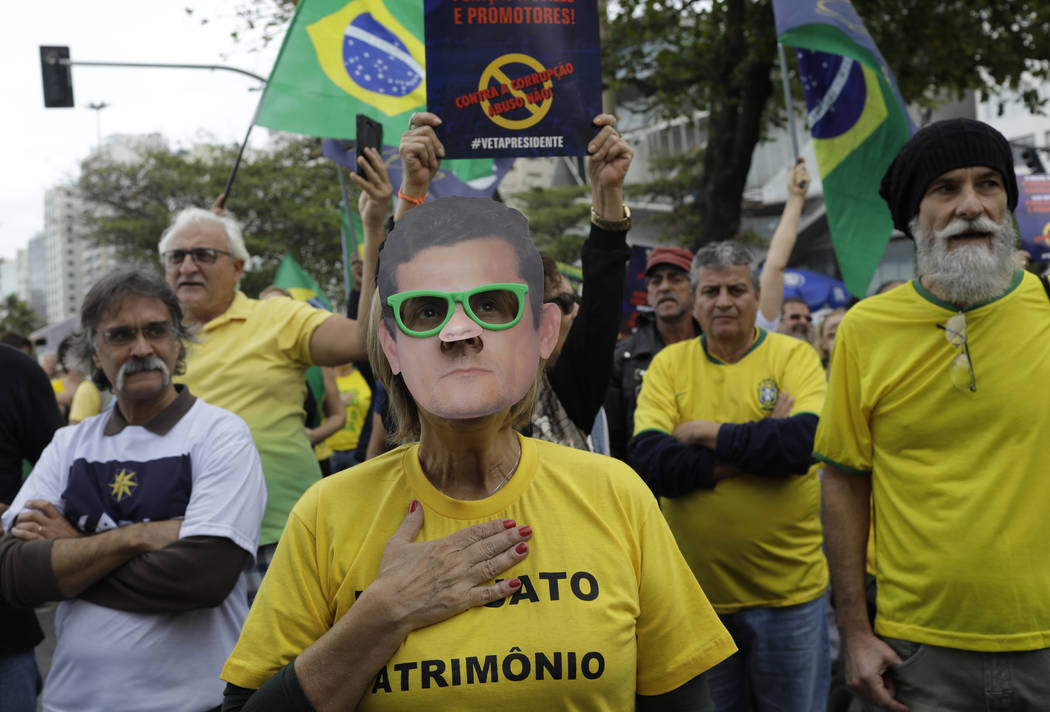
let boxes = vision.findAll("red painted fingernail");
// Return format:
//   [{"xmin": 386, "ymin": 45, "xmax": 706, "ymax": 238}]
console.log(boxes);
[
  {"xmin": 503, "ymin": 519, "xmax": 516, "ymax": 529},
  {"xmin": 409, "ymin": 500, "xmax": 419, "ymax": 513},
  {"xmin": 518, "ymin": 525, "xmax": 532, "ymax": 537},
  {"xmin": 508, "ymin": 578, "xmax": 521, "ymax": 588},
  {"xmin": 515, "ymin": 542, "xmax": 528, "ymax": 554}
]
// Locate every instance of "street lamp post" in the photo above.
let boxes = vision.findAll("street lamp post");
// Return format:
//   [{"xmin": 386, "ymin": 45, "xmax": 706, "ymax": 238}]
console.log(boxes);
[
  {"xmin": 86, "ymin": 101, "xmax": 109, "ymax": 154},
  {"xmin": 41, "ymin": 46, "xmax": 269, "ymax": 205}
]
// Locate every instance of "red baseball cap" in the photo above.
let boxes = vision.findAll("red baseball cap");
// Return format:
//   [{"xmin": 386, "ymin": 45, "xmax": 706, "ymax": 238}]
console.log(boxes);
[{"xmin": 645, "ymin": 246, "xmax": 694, "ymax": 276}]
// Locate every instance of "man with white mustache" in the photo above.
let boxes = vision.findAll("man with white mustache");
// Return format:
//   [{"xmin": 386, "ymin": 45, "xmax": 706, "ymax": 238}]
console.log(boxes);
[
  {"xmin": 816, "ymin": 118, "xmax": 1050, "ymax": 711},
  {"xmin": 0, "ymin": 269, "xmax": 265, "ymax": 712}
]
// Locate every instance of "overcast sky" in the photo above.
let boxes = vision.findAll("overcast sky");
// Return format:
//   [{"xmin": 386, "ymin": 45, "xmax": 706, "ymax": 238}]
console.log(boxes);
[{"xmin": 0, "ymin": 1, "xmax": 283, "ymax": 261}]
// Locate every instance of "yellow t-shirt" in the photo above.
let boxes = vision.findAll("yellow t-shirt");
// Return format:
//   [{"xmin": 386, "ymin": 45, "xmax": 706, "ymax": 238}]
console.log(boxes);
[
  {"xmin": 175, "ymin": 291, "xmax": 332, "ymax": 546},
  {"xmin": 325, "ymin": 367, "xmax": 373, "ymax": 452},
  {"xmin": 633, "ymin": 329, "xmax": 828, "ymax": 613},
  {"xmin": 222, "ymin": 436, "xmax": 736, "ymax": 708},
  {"xmin": 814, "ymin": 272, "xmax": 1050, "ymax": 651},
  {"xmin": 68, "ymin": 380, "xmax": 101, "ymax": 423}
]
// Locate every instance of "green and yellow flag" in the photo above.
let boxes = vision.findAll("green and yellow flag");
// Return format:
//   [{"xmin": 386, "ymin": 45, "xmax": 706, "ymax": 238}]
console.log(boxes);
[
  {"xmin": 257, "ymin": 0, "xmax": 426, "ymax": 141},
  {"xmin": 772, "ymin": 0, "xmax": 914, "ymax": 296},
  {"xmin": 273, "ymin": 254, "xmax": 333, "ymax": 311}
]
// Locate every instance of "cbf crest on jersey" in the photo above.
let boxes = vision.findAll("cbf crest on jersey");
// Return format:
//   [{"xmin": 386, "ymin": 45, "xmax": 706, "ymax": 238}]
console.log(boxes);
[{"xmin": 757, "ymin": 378, "xmax": 780, "ymax": 412}]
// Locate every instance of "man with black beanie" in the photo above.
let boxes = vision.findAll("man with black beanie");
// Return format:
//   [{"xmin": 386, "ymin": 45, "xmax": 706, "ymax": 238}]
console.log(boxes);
[{"xmin": 814, "ymin": 118, "xmax": 1050, "ymax": 710}]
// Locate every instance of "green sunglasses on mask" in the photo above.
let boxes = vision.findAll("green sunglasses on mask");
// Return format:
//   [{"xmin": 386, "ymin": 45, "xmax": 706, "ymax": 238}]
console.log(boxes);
[{"xmin": 386, "ymin": 283, "xmax": 530, "ymax": 338}]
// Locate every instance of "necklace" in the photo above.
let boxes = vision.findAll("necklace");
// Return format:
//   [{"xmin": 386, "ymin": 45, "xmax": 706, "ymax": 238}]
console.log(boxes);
[
  {"xmin": 428, "ymin": 442, "xmax": 522, "ymax": 499},
  {"xmin": 488, "ymin": 443, "xmax": 523, "ymax": 495}
]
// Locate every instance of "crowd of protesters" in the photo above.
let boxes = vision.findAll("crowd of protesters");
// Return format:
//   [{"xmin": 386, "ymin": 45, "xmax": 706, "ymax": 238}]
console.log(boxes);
[{"xmin": 1, "ymin": 114, "xmax": 1048, "ymax": 712}]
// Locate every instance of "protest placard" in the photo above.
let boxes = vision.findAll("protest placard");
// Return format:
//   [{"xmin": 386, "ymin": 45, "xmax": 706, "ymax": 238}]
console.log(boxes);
[
  {"xmin": 424, "ymin": 0, "xmax": 602, "ymax": 158},
  {"xmin": 1017, "ymin": 174, "xmax": 1050, "ymax": 262}
]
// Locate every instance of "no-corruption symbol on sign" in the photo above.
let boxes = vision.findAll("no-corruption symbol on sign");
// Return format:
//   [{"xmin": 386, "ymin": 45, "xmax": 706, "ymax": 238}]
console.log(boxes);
[{"xmin": 423, "ymin": 0, "xmax": 601, "ymax": 159}]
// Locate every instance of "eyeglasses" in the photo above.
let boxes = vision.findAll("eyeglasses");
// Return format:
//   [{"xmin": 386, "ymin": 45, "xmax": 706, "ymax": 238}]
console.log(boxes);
[
  {"xmin": 936, "ymin": 312, "xmax": 976, "ymax": 392},
  {"xmin": 386, "ymin": 283, "xmax": 530, "ymax": 338},
  {"xmin": 162, "ymin": 247, "xmax": 232, "ymax": 266},
  {"xmin": 545, "ymin": 291, "xmax": 581, "ymax": 315},
  {"xmin": 100, "ymin": 322, "xmax": 173, "ymax": 346}
]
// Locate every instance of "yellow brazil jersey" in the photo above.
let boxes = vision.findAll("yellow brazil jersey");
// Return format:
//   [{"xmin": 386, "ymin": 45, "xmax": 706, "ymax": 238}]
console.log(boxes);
[
  {"xmin": 325, "ymin": 367, "xmax": 373, "ymax": 452},
  {"xmin": 814, "ymin": 271, "xmax": 1050, "ymax": 651},
  {"xmin": 175, "ymin": 291, "xmax": 332, "ymax": 546},
  {"xmin": 632, "ymin": 328, "xmax": 828, "ymax": 614},
  {"xmin": 68, "ymin": 380, "xmax": 101, "ymax": 423},
  {"xmin": 222, "ymin": 436, "xmax": 736, "ymax": 708}
]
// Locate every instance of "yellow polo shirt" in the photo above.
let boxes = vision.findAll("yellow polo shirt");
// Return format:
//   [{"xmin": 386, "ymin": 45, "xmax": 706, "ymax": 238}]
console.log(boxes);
[{"xmin": 176, "ymin": 291, "xmax": 333, "ymax": 545}]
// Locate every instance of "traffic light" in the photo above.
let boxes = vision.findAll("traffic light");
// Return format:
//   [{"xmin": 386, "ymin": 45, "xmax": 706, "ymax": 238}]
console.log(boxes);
[
  {"xmin": 40, "ymin": 46, "xmax": 74, "ymax": 108},
  {"xmin": 1021, "ymin": 147, "xmax": 1046, "ymax": 175}
]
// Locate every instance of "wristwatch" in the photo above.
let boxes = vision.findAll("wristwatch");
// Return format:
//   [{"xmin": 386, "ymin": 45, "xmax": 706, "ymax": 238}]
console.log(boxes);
[{"xmin": 590, "ymin": 204, "xmax": 631, "ymax": 231}]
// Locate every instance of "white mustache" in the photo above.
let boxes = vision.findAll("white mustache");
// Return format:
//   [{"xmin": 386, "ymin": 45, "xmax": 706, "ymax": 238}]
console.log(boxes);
[
  {"xmin": 934, "ymin": 216, "xmax": 1001, "ymax": 240},
  {"xmin": 116, "ymin": 356, "xmax": 171, "ymax": 391}
]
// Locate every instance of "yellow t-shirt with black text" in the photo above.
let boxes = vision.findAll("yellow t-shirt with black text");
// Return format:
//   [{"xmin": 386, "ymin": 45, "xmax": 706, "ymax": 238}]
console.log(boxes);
[{"xmin": 222, "ymin": 435, "xmax": 736, "ymax": 708}]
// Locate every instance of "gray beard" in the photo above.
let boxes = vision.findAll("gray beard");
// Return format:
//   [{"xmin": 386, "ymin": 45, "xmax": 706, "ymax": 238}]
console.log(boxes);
[{"xmin": 911, "ymin": 215, "xmax": 1017, "ymax": 306}]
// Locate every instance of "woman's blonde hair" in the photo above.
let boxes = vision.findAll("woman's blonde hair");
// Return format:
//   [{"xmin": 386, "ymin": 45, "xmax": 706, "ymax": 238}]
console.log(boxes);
[{"xmin": 366, "ymin": 290, "xmax": 544, "ymax": 445}]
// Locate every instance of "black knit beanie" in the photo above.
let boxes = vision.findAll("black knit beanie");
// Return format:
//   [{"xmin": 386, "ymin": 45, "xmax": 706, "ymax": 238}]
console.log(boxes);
[{"xmin": 879, "ymin": 118, "xmax": 1018, "ymax": 238}]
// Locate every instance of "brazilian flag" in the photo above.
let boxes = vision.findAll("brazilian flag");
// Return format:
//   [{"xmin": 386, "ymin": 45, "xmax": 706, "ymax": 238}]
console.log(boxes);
[
  {"xmin": 256, "ymin": 0, "xmax": 507, "ymax": 212},
  {"xmin": 257, "ymin": 0, "xmax": 426, "ymax": 141},
  {"xmin": 773, "ymin": 0, "xmax": 914, "ymax": 296},
  {"xmin": 273, "ymin": 254, "xmax": 333, "ymax": 311}
]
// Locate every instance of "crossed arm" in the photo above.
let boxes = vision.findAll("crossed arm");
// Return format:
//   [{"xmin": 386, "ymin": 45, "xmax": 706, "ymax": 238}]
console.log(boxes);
[
  {"xmin": 0, "ymin": 500, "xmax": 247, "ymax": 613},
  {"xmin": 629, "ymin": 393, "xmax": 818, "ymax": 496}
]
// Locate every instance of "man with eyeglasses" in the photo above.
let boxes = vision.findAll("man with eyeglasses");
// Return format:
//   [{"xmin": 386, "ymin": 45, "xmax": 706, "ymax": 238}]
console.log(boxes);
[
  {"xmin": 605, "ymin": 246, "xmax": 699, "ymax": 461},
  {"xmin": 0, "ymin": 270, "xmax": 265, "ymax": 712},
  {"xmin": 817, "ymin": 118, "xmax": 1050, "ymax": 711},
  {"xmin": 158, "ymin": 151, "xmax": 391, "ymax": 598}
]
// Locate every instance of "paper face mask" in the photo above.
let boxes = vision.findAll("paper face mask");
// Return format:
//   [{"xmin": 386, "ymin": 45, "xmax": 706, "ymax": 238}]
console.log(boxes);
[{"xmin": 379, "ymin": 236, "xmax": 559, "ymax": 421}]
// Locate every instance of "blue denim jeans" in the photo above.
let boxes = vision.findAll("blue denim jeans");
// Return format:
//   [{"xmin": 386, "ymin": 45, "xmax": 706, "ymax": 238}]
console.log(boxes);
[
  {"xmin": 0, "ymin": 649, "xmax": 41, "ymax": 712},
  {"xmin": 708, "ymin": 592, "xmax": 830, "ymax": 712},
  {"xmin": 329, "ymin": 449, "xmax": 362, "ymax": 474}
]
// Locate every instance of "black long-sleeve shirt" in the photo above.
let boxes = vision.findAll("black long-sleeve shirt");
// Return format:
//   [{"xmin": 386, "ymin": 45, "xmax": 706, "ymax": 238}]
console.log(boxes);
[
  {"xmin": 629, "ymin": 414, "xmax": 819, "ymax": 496},
  {"xmin": 546, "ymin": 223, "xmax": 631, "ymax": 432}
]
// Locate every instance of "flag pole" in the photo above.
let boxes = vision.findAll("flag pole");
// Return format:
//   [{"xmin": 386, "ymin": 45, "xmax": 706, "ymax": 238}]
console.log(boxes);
[
  {"xmin": 217, "ymin": 124, "xmax": 254, "ymax": 210},
  {"xmin": 778, "ymin": 42, "xmax": 800, "ymax": 159},
  {"xmin": 216, "ymin": 86, "xmax": 267, "ymax": 209},
  {"xmin": 336, "ymin": 164, "xmax": 357, "ymax": 302}
]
